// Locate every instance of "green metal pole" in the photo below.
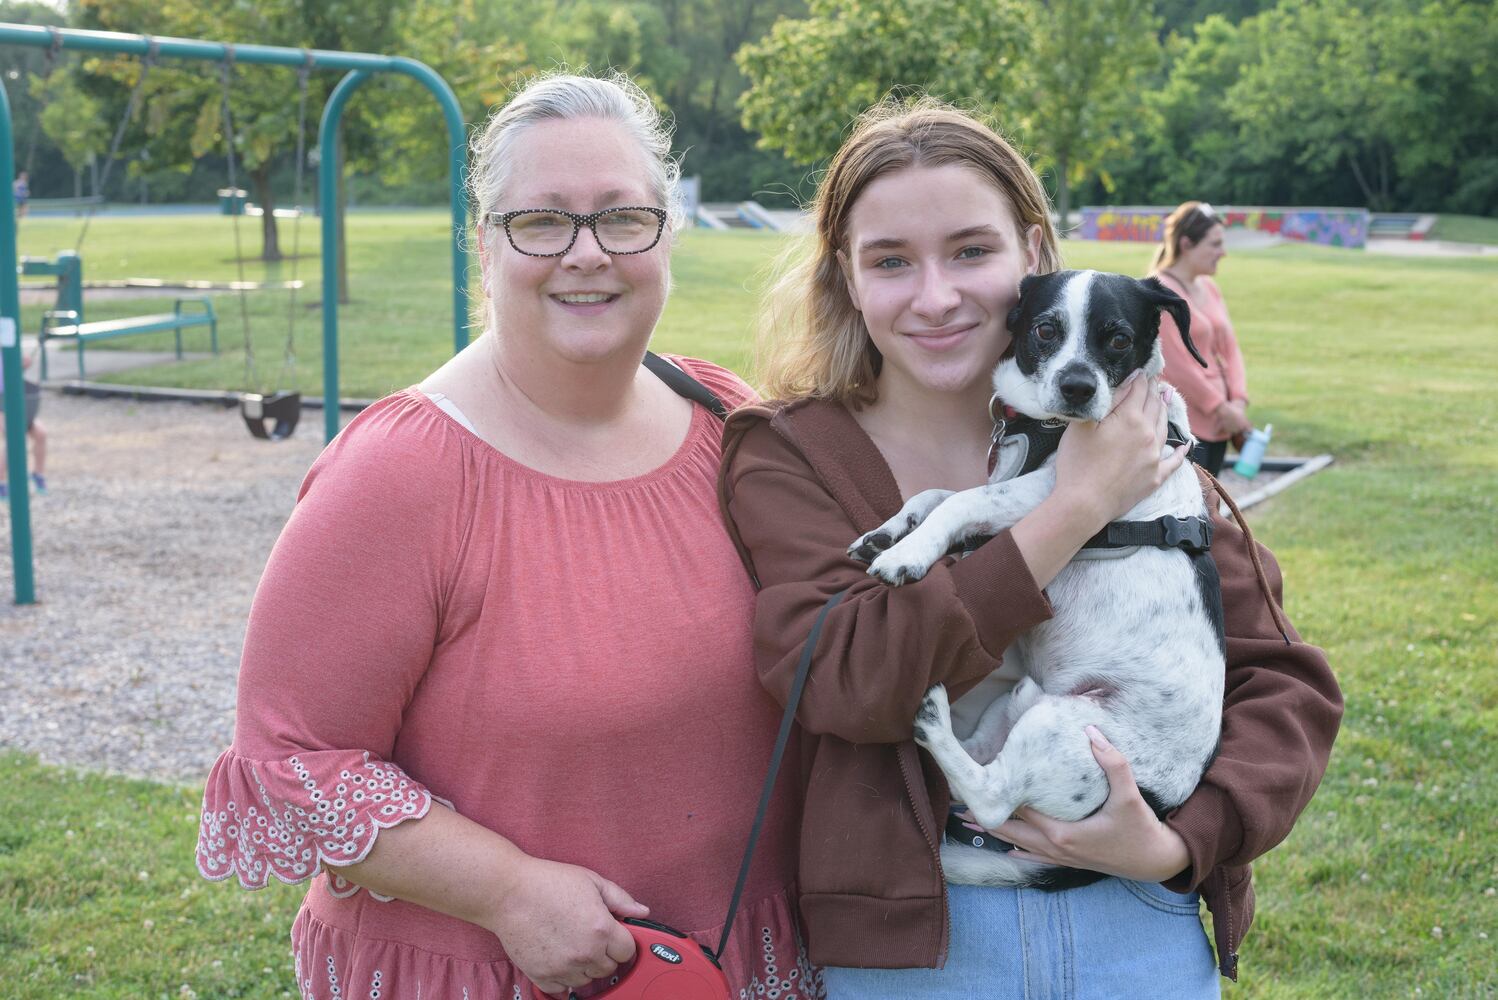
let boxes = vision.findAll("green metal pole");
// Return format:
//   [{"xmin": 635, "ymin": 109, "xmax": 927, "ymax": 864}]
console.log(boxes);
[
  {"xmin": 1, "ymin": 78, "xmax": 37, "ymax": 604},
  {"xmin": 0, "ymin": 23, "xmax": 408, "ymax": 72},
  {"xmin": 388, "ymin": 58, "xmax": 471, "ymax": 359},
  {"xmin": 318, "ymin": 70, "xmax": 369, "ymax": 444},
  {"xmin": 315, "ymin": 61, "xmax": 468, "ymax": 442}
]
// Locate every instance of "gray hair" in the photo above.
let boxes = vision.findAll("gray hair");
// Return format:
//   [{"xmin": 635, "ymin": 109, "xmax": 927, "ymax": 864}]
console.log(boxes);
[{"xmin": 468, "ymin": 72, "xmax": 683, "ymax": 231}]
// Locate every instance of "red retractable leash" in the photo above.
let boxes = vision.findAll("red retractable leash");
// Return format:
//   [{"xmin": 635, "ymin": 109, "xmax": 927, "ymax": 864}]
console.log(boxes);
[{"xmin": 530, "ymin": 590, "xmax": 848, "ymax": 1000}]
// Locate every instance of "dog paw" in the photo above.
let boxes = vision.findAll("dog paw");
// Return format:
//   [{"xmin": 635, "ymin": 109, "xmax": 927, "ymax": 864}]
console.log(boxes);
[
  {"xmin": 848, "ymin": 530, "xmax": 894, "ymax": 564},
  {"xmin": 867, "ymin": 540, "xmax": 939, "ymax": 585},
  {"xmin": 912, "ymin": 685, "xmax": 952, "ymax": 746}
]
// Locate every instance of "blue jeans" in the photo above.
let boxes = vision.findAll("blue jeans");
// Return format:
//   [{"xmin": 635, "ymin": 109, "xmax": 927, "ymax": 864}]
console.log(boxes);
[{"xmin": 823, "ymin": 879, "xmax": 1220, "ymax": 1000}]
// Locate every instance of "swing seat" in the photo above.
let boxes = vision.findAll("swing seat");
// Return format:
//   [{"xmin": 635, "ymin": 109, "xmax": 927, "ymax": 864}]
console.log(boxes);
[{"xmin": 240, "ymin": 391, "xmax": 302, "ymax": 441}]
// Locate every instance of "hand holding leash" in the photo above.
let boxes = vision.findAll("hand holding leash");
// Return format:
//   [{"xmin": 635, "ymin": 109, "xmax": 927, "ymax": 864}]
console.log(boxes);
[
  {"xmin": 980, "ymin": 725, "xmax": 1192, "ymax": 883},
  {"xmin": 488, "ymin": 856, "xmax": 649, "ymax": 995}
]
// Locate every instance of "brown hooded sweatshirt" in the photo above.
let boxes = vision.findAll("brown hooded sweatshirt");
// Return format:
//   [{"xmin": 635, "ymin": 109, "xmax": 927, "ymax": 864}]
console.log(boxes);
[{"xmin": 717, "ymin": 397, "xmax": 1342, "ymax": 980}]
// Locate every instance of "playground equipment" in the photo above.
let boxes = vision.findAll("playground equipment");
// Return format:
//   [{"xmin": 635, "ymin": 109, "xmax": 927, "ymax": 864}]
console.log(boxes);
[
  {"xmin": 219, "ymin": 53, "xmax": 311, "ymax": 442},
  {"xmin": 18, "ymin": 250, "xmax": 82, "ymax": 320},
  {"xmin": 2, "ymin": 23, "xmax": 471, "ymax": 605},
  {"xmin": 21, "ymin": 50, "xmax": 223, "ymax": 381},
  {"xmin": 39, "ymin": 297, "xmax": 217, "ymax": 380}
]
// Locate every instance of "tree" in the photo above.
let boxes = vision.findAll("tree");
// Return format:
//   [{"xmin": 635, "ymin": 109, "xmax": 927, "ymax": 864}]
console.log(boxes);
[
  {"xmin": 1225, "ymin": 0, "xmax": 1498, "ymax": 212},
  {"xmin": 735, "ymin": 0, "xmax": 1161, "ymax": 229},
  {"xmin": 1094, "ymin": 13, "xmax": 1277, "ymax": 207},
  {"xmin": 73, "ymin": 0, "xmax": 410, "ymax": 261},
  {"xmin": 653, "ymin": 0, "xmax": 809, "ymax": 201},
  {"xmin": 1016, "ymin": 0, "xmax": 1163, "ymax": 228},
  {"xmin": 34, "ymin": 68, "xmax": 108, "ymax": 199},
  {"xmin": 2, "ymin": 1, "xmax": 71, "ymax": 195},
  {"xmin": 737, "ymin": 0, "xmax": 1028, "ymax": 166},
  {"xmin": 1153, "ymin": 0, "xmax": 1273, "ymax": 35}
]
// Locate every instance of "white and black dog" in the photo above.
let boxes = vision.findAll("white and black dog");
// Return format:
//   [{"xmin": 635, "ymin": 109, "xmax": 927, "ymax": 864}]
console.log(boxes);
[{"xmin": 849, "ymin": 269, "xmax": 1226, "ymax": 889}]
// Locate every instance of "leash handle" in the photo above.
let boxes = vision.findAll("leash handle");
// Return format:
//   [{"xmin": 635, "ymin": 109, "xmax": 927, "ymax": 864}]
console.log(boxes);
[{"xmin": 715, "ymin": 588, "xmax": 849, "ymax": 959}]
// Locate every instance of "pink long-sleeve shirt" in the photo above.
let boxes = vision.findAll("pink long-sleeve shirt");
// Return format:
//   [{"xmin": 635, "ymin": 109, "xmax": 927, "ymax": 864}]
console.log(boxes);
[
  {"xmin": 1155, "ymin": 273, "xmax": 1248, "ymax": 443},
  {"xmin": 197, "ymin": 358, "xmax": 819, "ymax": 999}
]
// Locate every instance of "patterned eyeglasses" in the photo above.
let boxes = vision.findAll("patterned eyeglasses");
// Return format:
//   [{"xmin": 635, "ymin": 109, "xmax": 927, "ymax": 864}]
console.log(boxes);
[{"xmin": 485, "ymin": 206, "xmax": 668, "ymax": 257}]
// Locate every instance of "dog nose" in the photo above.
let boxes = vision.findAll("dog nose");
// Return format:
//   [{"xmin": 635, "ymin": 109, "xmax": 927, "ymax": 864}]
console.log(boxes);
[{"xmin": 1059, "ymin": 375, "xmax": 1097, "ymax": 405}]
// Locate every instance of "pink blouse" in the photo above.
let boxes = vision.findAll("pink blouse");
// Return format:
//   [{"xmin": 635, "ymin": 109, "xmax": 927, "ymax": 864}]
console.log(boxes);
[
  {"xmin": 197, "ymin": 358, "xmax": 821, "ymax": 1000},
  {"xmin": 1156, "ymin": 273, "xmax": 1249, "ymax": 443}
]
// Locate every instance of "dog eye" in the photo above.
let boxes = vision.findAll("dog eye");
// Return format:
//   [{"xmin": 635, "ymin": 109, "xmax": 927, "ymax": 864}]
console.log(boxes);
[
  {"xmin": 1035, "ymin": 323, "xmax": 1058, "ymax": 342},
  {"xmin": 1108, "ymin": 332, "xmax": 1132, "ymax": 351}
]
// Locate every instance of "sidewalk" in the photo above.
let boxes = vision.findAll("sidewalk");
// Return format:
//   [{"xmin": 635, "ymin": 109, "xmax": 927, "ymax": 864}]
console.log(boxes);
[{"xmin": 19, "ymin": 334, "xmax": 217, "ymax": 384}]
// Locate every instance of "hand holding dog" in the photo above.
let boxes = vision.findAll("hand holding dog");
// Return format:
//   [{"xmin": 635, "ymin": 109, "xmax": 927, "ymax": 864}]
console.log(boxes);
[
  {"xmin": 984, "ymin": 725, "xmax": 1192, "ymax": 884},
  {"xmin": 1053, "ymin": 373, "xmax": 1189, "ymax": 527},
  {"xmin": 487, "ymin": 856, "xmax": 649, "ymax": 996}
]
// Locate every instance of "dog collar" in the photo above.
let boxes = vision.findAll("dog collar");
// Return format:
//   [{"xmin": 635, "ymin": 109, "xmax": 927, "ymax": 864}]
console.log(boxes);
[
  {"xmin": 945, "ymin": 806, "xmax": 1017, "ymax": 854},
  {"xmin": 988, "ymin": 395, "xmax": 1193, "ymax": 478},
  {"xmin": 988, "ymin": 397, "xmax": 1068, "ymax": 477}
]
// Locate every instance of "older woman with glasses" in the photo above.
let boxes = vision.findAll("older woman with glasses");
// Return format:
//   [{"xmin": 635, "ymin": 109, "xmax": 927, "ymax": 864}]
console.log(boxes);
[{"xmin": 196, "ymin": 73, "xmax": 818, "ymax": 1000}]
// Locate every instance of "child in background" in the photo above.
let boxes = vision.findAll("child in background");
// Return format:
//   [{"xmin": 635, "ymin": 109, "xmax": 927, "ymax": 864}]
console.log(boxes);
[{"xmin": 0, "ymin": 340, "xmax": 49, "ymax": 498}]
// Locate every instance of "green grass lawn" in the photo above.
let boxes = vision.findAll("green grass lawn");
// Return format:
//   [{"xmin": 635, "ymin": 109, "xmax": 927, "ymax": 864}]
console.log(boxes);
[
  {"xmin": 1428, "ymin": 213, "xmax": 1498, "ymax": 245},
  {"xmin": 16, "ymin": 212, "xmax": 774, "ymax": 397},
  {"xmin": 6, "ymin": 216, "xmax": 1497, "ymax": 997}
]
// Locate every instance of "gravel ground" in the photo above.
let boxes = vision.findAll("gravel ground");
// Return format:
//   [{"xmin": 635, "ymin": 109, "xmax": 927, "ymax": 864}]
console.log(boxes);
[
  {"xmin": 0, "ymin": 388, "xmax": 1308, "ymax": 788},
  {"xmin": 1, "ymin": 389, "xmax": 330, "ymax": 785}
]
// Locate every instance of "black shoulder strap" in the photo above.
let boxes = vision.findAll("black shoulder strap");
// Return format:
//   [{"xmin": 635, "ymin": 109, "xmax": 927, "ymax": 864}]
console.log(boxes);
[
  {"xmin": 716, "ymin": 587, "xmax": 849, "ymax": 960},
  {"xmin": 643, "ymin": 350, "xmax": 728, "ymax": 420}
]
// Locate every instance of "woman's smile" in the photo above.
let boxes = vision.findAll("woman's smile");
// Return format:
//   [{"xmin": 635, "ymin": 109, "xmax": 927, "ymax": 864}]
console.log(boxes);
[
  {"xmin": 903, "ymin": 323, "xmax": 978, "ymax": 352},
  {"xmin": 550, "ymin": 290, "xmax": 622, "ymax": 315}
]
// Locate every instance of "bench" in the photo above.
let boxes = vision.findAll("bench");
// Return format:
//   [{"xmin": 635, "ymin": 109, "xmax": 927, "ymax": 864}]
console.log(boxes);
[
  {"xmin": 39, "ymin": 298, "xmax": 218, "ymax": 380},
  {"xmin": 19, "ymin": 251, "xmax": 84, "ymax": 320}
]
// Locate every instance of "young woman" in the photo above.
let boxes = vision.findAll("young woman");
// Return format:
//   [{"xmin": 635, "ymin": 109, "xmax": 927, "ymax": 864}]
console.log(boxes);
[
  {"xmin": 718, "ymin": 100, "xmax": 1341, "ymax": 998},
  {"xmin": 1150, "ymin": 201, "xmax": 1251, "ymax": 475},
  {"xmin": 197, "ymin": 74, "xmax": 819, "ymax": 1000}
]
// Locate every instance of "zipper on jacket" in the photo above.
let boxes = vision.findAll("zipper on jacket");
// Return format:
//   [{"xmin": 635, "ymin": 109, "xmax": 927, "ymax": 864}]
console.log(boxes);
[
  {"xmin": 1218, "ymin": 865, "xmax": 1240, "ymax": 981},
  {"xmin": 898, "ymin": 743, "xmax": 950, "ymax": 966}
]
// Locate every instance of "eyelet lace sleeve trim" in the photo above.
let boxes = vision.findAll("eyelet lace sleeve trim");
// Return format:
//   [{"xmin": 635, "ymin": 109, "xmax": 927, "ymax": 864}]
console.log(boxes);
[{"xmin": 197, "ymin": 749, "xmax": 432, "ymax": 893}]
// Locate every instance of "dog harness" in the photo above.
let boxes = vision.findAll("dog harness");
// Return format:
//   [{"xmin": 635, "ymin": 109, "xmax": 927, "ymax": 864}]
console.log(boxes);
[
  {"xmin": 988, "ymin": 399, "xmax": 1211, "ymax": 561},
  {"xmin": 944, "ymin": 804, "xmax": 1018, "ymax": 854}
]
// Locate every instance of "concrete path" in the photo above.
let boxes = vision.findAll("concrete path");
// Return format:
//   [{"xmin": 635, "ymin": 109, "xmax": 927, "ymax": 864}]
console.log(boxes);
[
  {"xmin": 16, "ymin": 334, "xmax": 217, "ymax": 383},
  {"xmin": 1365, "ymin": 238, "xmax": 1498, "ymax": 257}
]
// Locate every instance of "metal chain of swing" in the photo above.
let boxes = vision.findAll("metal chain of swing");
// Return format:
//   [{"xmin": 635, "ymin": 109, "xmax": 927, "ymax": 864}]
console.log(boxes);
[
  {"xmin": 74, "ymin": 35, "xmax": 158, "ymax": 254},
  {"xmin": 223, "ymin": 47, "xmax": 309, "ymax": 441},
  {"xmin": 218, "ymin": 49, "xmax": 256, "ymax": 392},
  {"xmin": 280, "ymin": 53, "xmax": 312, "ymax": 390}
]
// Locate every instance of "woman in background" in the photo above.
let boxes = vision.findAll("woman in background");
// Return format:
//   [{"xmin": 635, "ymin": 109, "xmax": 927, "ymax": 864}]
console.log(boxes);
[{"xmin": 1149, "ymin": 201, "xmax": 1251, "ymax": 475}]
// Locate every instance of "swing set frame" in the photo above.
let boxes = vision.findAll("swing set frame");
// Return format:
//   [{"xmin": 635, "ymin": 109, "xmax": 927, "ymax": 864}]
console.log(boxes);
[{"xmin": 2, "ymin": 23, "xmax": 471, "ymax": 605}]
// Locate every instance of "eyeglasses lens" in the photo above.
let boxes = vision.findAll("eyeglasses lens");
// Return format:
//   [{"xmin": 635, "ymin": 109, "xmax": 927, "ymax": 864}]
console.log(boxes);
[{"xmin": 507, "ymin": 209, "xmax": 660, "ymax": 255}]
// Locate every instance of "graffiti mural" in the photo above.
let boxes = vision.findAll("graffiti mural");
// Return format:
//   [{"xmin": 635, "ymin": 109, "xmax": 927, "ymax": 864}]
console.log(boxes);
[{"xmin": 1079, "ymin": 206, "xmax": 1370, "ymax": 248}]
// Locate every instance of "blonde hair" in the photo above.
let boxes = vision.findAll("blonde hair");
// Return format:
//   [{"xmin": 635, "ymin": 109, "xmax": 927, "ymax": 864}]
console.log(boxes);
[
  {"xmin": 755, "ymin": 98, "xmax": 1062, "ymax": 406},
  {"xmin": 1150, "ymin": 201, "xmax": 1221, "ymax": 274}
]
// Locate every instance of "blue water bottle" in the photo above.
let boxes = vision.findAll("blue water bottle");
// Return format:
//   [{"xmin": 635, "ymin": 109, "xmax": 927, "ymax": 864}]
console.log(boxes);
[{"xmin": 1233, "ymin": 423, "xmax": 1272, "ymax": 478}]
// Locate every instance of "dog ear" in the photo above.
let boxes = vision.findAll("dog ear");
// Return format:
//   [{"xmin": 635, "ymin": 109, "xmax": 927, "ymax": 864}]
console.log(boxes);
[
  {"xmin": 1008, "ymin": 274, "xmax": 1044, "ymax": 335},
  {"xmin": 1139, "ymin": 276, "xmax": 1207, "ymax": 368}
]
